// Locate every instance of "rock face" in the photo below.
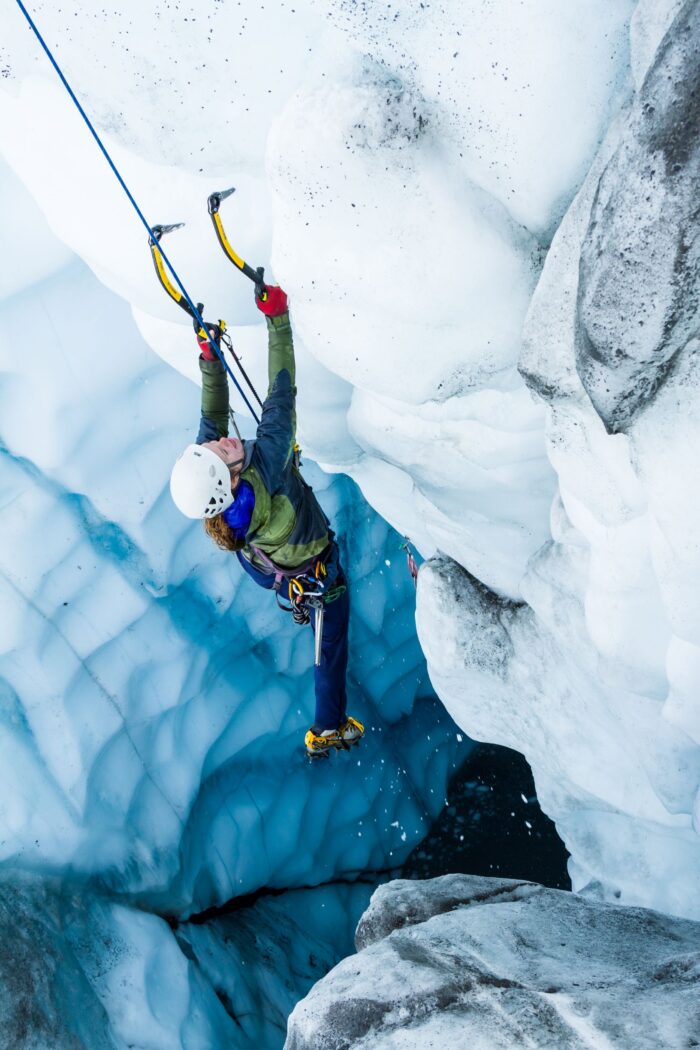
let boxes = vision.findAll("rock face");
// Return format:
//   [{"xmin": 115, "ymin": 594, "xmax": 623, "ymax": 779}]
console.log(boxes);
[
  {"xmin": 576, "ymin": 0, "xmax": 700, "ymax": 433},
  {"xmin": 285, "ymin": 875, "xmax": 700, "ymax": 1050}
]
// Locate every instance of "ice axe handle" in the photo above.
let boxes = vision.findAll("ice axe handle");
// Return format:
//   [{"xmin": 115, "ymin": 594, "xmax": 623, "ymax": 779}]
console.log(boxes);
[{"xmin": 249, "ymin": 265, "xmax": 267, "ymax": 303}]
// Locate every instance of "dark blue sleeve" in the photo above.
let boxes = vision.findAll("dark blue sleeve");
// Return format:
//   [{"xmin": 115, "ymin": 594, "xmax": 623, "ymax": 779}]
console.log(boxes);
[{"xmin": 250, "ymin": 368, "xmax": 295, "ymax": 490}]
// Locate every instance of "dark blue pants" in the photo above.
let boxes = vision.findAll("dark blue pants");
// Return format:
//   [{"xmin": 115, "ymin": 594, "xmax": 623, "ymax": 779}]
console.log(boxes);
[{"xmin": 237, "ymin": 549, "xmax": 350, "ymax": 730}]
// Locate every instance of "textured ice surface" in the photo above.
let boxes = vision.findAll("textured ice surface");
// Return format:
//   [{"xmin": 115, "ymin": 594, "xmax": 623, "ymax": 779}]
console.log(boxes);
[
  {"xmin": 0, "ymin": 0, "xmax": 634, "ymax": 599},
  {"xmin": 0, "ymin": 869, "xmax": 371, "ymax": 1050},
  {"xmin": 415, "ymin": 0, "xmax": 700, "ymax": 922},
  {"xmin": 286, "ymin": 874, "xmax": 700, "ymax": 1049},
  {"xmin": 3, "ymin": 0, "xmax": 700, "ymax": 1041},
  {"xmin": 0, "ymin": 156, "xmax": 466, "ymax": 915},
  {"xmin": 576, "ymin": 0, "xmax": 700, "ymax": 433}
]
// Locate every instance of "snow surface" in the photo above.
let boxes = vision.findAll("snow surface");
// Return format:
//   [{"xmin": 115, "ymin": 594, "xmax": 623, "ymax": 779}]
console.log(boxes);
[{"xmin": 287, "ymin": 874, "xmax": 700, "ymax": 1049}]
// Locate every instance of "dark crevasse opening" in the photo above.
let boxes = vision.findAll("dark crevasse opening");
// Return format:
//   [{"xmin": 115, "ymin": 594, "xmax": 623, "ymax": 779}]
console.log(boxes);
[{"xmin": 402, "ymin": 742, "xmax": 571, "ymax": 890}]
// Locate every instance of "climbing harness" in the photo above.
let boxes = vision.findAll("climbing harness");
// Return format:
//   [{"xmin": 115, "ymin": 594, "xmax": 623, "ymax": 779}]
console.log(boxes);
[
  {"xmin": 208, "ymin": 187, "xmax": 268, "ymax": 302},
  {"xmin": 14, "ymin": 0, "xmax": 260, "ymax": 425},
  {"xmin": 247, "ymin": 546, "xmax": 346, "ymax": 667}
]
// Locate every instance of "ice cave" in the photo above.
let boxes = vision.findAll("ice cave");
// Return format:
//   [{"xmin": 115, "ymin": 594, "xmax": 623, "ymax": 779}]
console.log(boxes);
[{"xmin": 0, "ymin": 0, "xmax": 699, "ymax": 1047}]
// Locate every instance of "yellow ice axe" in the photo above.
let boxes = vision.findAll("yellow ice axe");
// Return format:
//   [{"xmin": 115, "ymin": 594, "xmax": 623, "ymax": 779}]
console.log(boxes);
[{"xmin": 207, "ymin": 188, "xmax": 268, "ymax": 302}]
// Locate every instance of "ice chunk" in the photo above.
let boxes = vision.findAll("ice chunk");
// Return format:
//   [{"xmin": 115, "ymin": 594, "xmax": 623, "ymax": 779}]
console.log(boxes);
[
  {"xmin": 1, "ymin": 869, "xmax": 366, "ymax": 1049},
  {"xmin": 287, "ymin": 874, "xmax": 700, "ymax": 1050}
]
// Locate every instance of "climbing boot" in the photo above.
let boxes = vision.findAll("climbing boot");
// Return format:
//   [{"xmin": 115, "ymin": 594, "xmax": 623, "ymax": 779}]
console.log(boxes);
[{"xmin": 305, "ymin": 716, "xmax": 365, "ymax": 758}]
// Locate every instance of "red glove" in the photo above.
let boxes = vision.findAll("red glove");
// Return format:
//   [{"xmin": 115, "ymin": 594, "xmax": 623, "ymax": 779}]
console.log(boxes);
[
  {"xmin": 256, "ymin": 285, "xmax": 288, "ymax": 317},
  {"xmin": 196, "ymin": 322, "xmax": 222, "ymax": 361}
]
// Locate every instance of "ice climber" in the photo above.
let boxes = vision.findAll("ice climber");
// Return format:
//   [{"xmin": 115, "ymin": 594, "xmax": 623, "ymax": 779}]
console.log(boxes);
[{"xmin": 169, "ymin": 285, "xmax": 364, "ymax": 758}]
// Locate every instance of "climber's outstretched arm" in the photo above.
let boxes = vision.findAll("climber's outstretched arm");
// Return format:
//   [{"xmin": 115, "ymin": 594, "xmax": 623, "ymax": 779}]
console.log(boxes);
[
  {"xmin": 195, "ymin": 325, "xmax": 229, "ymax": 444},
  {"xmin": 251, "ymin": 288, "xmax": 296, "ymax": 488}
]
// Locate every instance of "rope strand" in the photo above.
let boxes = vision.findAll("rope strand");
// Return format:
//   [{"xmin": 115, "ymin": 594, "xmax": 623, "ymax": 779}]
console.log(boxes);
[{"xmin": 14, "ymin": 0, "xmax": 261, "ymax": 424}]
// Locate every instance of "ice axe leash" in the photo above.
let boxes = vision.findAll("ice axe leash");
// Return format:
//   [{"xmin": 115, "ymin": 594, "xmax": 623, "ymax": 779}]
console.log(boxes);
[{"xmin": 14, "ymin": 0, "xmax": 261, "ymax": 425}]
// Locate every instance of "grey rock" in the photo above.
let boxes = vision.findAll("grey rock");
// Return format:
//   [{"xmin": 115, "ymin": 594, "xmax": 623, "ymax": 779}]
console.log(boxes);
[
  {"xmin": 285, "ymin": 875, "xmax": 700, "ymax": 1050},
  {"xmin": 355, "ymin": 874, "xmax": 541, "ymax": 949},
  {"xmin": 576, "ymin": 0, "xmax": 700, "ymax": 433}
]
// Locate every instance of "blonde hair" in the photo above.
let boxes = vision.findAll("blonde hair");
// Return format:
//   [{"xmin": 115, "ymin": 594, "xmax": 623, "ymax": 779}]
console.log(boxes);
[{"xmin": 203, "ymin": 513, "xmax": 246, "ymax": 552}]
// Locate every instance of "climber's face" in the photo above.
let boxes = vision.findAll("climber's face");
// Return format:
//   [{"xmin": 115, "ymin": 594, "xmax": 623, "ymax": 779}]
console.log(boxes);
[{"xmin": 202, "ymin": 437, "xmax": 245, "ymax": 479}]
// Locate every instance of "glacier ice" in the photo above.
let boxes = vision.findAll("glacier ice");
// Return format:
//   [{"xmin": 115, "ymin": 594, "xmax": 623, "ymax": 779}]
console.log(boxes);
[
  {"xmin": 576, "ymin": 0, "xmax": 700, "ymax": 433},
  {"xmin": 2, "ymin": 0, "xmax": 700, "ymax": 1042},
  {"xmin": 417, "ymin": 0, "xmax": 700, "ymax": 921},
  {"xmin": 286, "ymin": 874, "xmax": 700, "ymax": 1049},
  {"xmin": 0, "ymin": 869, "xmax": 372, "ymax": 1050},
  {"xmin": 0, "ymin": 155, "xmax": 466, "ymax": 914}
]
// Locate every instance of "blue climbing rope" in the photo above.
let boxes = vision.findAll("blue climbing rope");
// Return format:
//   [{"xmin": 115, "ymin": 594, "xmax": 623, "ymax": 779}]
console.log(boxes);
[{"xmin": 13, "ymin": 0, "xmax": 261, "ymax": 425}]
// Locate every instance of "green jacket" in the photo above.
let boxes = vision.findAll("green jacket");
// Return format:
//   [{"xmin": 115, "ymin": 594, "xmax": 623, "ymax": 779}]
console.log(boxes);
[{"xmin": 196, "ymin": 314, "xmax": 330, "ymax": 569}]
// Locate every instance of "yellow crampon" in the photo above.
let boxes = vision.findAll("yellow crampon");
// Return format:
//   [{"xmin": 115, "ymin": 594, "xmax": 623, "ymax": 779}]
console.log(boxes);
[{"xmin": 304, "ymin": 717, "xmax": 365, "ymax": 759}]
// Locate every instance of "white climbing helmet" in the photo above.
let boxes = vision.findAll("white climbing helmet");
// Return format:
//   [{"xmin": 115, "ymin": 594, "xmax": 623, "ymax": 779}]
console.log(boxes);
[{"xmin": 170, "ymin": 444, "xmax": 234, "ymax": 519}]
